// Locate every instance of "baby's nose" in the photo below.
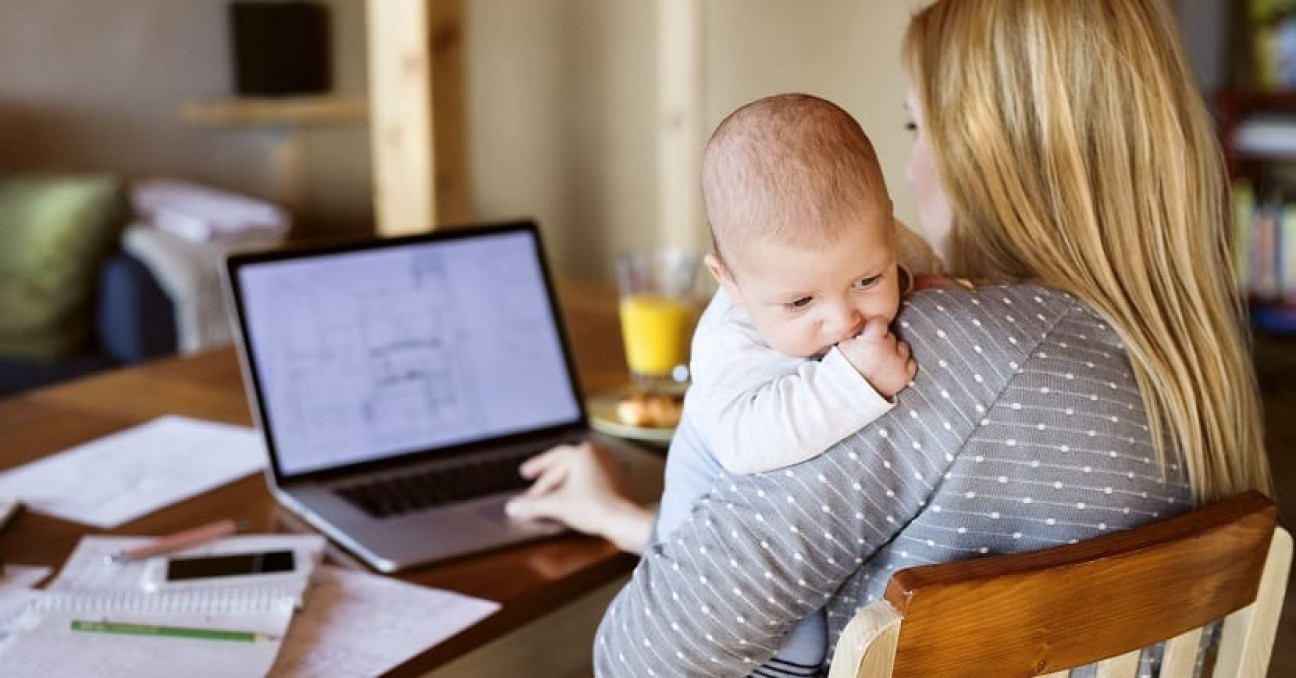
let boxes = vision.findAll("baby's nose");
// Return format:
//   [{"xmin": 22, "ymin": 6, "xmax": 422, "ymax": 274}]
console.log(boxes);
[{"xmin": 828, "ymin": 307, "xmax": 864, "ymax": 340}]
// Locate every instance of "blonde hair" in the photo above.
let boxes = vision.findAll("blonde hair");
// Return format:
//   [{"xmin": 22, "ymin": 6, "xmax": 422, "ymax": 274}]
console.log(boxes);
[
  {"xmin": 904, "ymin": 0, "xmax": 1271, "ymax": 502},
  {"xmin": 701, "ymin": 93, "xmax": 892, "ymax": 265}
]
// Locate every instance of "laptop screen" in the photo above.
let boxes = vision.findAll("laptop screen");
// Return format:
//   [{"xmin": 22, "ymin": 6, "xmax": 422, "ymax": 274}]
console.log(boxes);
[{"xmin": 232, "ymin": 226, "xmax": 584, "ymax": 477}]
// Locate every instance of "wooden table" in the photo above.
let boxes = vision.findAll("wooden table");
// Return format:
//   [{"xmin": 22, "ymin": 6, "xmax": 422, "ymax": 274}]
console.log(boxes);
[{"xmin": 0, "ymin": 280, "xmax": 654, "ymax": 677}]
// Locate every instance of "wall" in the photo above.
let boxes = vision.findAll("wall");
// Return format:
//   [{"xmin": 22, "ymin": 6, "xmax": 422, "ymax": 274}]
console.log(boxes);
[
  {"xmin": 0, "ymin": 0, "xmax": 370, "ymax": 236},
  {"xmin": 466, "ymin": 0, "xmax": 929, "ymax": 281},
  {"xmin": 0, "ymin": 0, "xmax": 925, "ymax": 281}
]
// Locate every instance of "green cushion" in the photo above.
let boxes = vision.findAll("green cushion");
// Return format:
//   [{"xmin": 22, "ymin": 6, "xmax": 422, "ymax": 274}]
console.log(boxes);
[{"xmin": 0, "ymin": 175, "xmax": 128, "ymax": 360}]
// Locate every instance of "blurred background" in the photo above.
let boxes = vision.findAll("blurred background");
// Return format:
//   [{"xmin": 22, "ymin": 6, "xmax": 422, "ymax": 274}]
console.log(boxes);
[{"xmin": 0, "ymin": 0, "xmax": 935, "ymax": 283}]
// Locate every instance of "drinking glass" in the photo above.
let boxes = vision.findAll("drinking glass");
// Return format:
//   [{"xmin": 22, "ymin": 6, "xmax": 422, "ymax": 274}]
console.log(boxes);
[{"xmin": 614, "ymin": 248, "xmax": 700, "ymax": 392}]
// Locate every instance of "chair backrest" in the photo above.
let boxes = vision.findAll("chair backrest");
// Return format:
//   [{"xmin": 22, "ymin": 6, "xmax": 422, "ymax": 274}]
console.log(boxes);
[{"xmin": 829, "ymin": 490, "xmax": 1291, "ymax": 678}]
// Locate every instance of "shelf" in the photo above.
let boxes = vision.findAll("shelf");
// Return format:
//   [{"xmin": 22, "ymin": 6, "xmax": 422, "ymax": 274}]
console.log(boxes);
[
  {"xmin": 1218, "ymin": 89, "xmax": 1296, "ymax": 110},
  {"xmin": 1234, "ymin": 115, "xmax": 1296, "ymax": 158},
  {"xmin": 180, "ymin": 95, "xmax": 368, "ymax": 127}
]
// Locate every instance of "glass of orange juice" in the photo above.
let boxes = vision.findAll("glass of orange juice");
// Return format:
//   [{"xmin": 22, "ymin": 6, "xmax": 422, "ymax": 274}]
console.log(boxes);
[{"xmin": 615, "ymin": 249, "xmax": 700, "ymax": 392}]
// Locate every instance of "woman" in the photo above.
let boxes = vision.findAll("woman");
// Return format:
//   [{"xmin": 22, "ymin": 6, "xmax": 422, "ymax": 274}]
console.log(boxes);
[
  {"xmin": 901, "ymin": 0, "xmax": 1269, "ymax": 504},
  {"xmin": 516, "ymin": 1, "xmax": 1272, "ymax": 675}
]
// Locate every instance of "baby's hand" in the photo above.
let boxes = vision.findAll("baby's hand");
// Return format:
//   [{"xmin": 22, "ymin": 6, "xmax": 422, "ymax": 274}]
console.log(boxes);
[{"xmin": 837, "ymin": 318, "xmax": 917, "ymax": 399}]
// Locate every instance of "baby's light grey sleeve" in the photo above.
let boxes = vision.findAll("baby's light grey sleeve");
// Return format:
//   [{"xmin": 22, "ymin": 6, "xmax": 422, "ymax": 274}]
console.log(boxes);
[{"xmin": 691, "ymin": 303, "xmax": 891, "ymax": 475}]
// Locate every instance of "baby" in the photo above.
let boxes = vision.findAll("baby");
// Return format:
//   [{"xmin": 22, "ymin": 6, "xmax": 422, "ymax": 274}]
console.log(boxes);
[
  {"xmin": 688, "ymin": 92, "xmax": 933, "ymax": 475},
  {"xmin": 655, "ymin": 92, "xmax": 938, "ymax": 672},
  {"xmin": 509, "ymin": 93, "xmax": 938, "ymax": 674}
]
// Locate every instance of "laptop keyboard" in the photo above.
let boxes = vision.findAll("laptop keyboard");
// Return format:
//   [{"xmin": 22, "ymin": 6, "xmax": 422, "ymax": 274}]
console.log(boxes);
[{"xmin": 335, "ymin": 449, "xmax": 536, "ymax": 519}]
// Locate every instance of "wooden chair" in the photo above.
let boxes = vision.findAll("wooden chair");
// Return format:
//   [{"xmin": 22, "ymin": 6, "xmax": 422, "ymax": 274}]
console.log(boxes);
[{"xmin": 828, "ymin": 491, "xmax": 1292, "ymax": 678}]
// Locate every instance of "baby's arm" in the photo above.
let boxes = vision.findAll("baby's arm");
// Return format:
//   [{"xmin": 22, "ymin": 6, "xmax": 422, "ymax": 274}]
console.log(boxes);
[
  {"xmin": 837, "ymin": 317, "xmax": 917, "ymax": 397},
  {"xmin": 692, "ymin": 309, "xmax": 909, "ymax": 475}
]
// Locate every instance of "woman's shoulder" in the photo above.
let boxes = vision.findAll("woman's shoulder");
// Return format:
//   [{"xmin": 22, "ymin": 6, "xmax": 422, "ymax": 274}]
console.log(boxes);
[
  {"xmin": 895, "ymin": 283, "xmax": 1124, "ymax": 380},
  {"xmin": 901, "ymin": 283, "xmax": 1086, "ymax": 318},
  {"xmin": 898, "ymin": 284, "xmax": 1103, "ymax": 345}
]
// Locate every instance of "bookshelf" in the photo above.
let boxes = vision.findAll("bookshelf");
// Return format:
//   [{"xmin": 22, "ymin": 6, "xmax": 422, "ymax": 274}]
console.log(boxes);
[
  {"xmin": 1214, "ymin": 1, "xmax": 1296, "ymax": 335},
  {"xmin": 1218, "ymin": 90, "xmax": 1296, "ymax": 335}
]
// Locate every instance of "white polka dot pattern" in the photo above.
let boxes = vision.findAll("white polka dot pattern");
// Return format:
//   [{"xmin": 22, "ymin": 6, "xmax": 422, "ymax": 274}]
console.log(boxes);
[{"xmin": 594, "ymin": 285, "xmax": 1193, "ymax": 677}]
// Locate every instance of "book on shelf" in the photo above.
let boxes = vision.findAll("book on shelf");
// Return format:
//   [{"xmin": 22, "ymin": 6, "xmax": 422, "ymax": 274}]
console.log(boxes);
[
  {"xmin": 1234, "ymin": 114, "xmax": 1296, "ymax": 156},
  {"xmin": 1247, "ymin": 0, "xmax": 1296, "ymax": 91},
  {"xmin": 1233, "ymin": 179, "xmax": 1296, "ymax": 333}
]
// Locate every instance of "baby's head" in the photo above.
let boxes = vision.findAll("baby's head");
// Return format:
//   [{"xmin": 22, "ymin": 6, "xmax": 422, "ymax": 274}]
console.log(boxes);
[{"xmin": 702, "ymin": 93, "xmax": 901, "ymax": 359}]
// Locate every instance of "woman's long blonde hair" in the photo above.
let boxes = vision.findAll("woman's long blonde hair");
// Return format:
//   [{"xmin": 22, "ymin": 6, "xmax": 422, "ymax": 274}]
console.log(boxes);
[{"xmin": 903, "ymin": 0, "xmax": 1271, "ymax": 502}]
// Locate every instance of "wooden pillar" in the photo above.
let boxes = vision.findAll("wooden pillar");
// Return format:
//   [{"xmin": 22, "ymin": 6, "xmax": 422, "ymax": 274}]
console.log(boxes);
[
  {"xmin": 429, "ymin": 0, "xmax": 471, "ymax": 226},
  {"xmin": 658, "ymin": 0, "xmax": 707, "ymax": 253},
  {"xmin": 367, "ymin": 0, "xmax": 469, "ymax": 236}
]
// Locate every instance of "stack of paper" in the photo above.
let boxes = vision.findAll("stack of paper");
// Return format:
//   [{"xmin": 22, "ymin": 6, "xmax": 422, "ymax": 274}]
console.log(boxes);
[
  {"xmin": 0, "ymin": 416, "xmax": 267, "ymax": 529},
  {"xmin": 1, "ymin": 589, "xmax": 294, "ymax": 678},
  {"xmin": 0, "ymin": 414, "xmax": 502, "ymax": 676},
  {"xmin": 0, "ymin": 535, "xmax": 325, "ymax": 678},
  {"xmin": 0, "ymin": 533, "xmax": 501, "ymax": 678},
  {"xmin": 47, "ymin": 534, "xmax": 326, "ymax": 601},
  {"xmin": 271, "ymin": 566, "xmax": 499, "ymax": 678},
  {"xmin": 0, "ymin": 565, "xmax": 51, "ymax": 643}
]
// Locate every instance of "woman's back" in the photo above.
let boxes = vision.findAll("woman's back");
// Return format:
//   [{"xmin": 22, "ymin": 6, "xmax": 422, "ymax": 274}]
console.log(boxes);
[{"xmin": 822, "ymin": 284, "xmax": 1192, "ymax": 646}]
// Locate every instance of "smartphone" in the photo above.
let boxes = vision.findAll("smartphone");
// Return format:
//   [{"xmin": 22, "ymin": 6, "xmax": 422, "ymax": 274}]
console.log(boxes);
[
  {"xmin": 141, "ymin": 547, "xmax": 314, "ymax": 592},
  {"xmin": 166, "ymin": 550, "xmax": 295, "ymax": 581}
]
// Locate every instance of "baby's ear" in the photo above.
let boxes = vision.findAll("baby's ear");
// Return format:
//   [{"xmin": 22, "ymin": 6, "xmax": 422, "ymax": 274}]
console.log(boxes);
[{"xmin": 703, "ymin": 253, "xmax": 741, "ymax": 302}]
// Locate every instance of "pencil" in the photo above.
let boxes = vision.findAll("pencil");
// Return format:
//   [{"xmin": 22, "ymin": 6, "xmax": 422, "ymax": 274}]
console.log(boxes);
[
  {"xmin": 105, "ymin": 518, "xmax": 246, "ymax": 564},
  {"xmin": 70, "ymin": 619, "xmax": 278, "ymax": 643}
]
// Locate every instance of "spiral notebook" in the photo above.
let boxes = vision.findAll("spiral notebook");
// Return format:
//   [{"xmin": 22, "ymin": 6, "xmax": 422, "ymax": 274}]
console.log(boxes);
[
  {"xmin": 0, "ymin": 534, "xmax": 323, "ymax": 678},
  {"xmin": 0, "ymin": 589, "xmax": 294, "ymax": 678}
]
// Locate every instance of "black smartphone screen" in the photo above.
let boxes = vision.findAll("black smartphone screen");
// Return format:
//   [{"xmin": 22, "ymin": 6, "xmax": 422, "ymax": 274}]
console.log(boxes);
[{"xmin": 165, "ymin": 550, "xmax": 295, "ymax": 581}]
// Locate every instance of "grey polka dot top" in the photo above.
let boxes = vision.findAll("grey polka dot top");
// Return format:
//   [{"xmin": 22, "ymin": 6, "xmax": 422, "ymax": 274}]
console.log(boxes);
[{"xmin": 594, "ymin": 284, "xmax": 1193, "ymax": 676}]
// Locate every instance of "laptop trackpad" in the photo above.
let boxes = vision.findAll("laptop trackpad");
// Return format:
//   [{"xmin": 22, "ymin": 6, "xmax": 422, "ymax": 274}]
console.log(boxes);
[{"xmin": 474, "ymin": 497, "xmax": 564, "ymax": 533}]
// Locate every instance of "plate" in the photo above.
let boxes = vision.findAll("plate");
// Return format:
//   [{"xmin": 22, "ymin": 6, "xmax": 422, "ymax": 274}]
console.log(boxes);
[{"xmin": 586, "ymin": 386, "xmax": 679, "ymax": 446}]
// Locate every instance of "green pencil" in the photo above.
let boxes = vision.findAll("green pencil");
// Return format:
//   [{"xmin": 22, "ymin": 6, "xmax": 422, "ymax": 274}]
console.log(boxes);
[{"xmin": 70, "ymin": 619, "xmax": 278, "ymax": 643}]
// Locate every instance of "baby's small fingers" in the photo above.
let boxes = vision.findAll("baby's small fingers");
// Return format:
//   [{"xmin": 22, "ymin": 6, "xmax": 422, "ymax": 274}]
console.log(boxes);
[
  {"xmin": 906, "ymin": 358, "xmax": 918, "ymax": 379},
  {"xmin": 896, "ymin": 341, "xmax": 912, "ymax": 360},
  {"xmin": 860, "ymin": 318, "xmax": 890, "ymax": 340}
]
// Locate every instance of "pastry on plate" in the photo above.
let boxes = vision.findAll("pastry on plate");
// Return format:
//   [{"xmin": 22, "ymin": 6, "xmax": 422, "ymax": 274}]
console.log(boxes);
[{"xmin": 615, "ymin": 391, "xmax": 683, "ymax": 428}]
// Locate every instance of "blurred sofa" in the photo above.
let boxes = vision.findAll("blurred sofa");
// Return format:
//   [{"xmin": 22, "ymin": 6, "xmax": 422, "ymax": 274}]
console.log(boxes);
[{"xmin": 0, "ymin": 174, "xmax": 176, "ymax": 397}]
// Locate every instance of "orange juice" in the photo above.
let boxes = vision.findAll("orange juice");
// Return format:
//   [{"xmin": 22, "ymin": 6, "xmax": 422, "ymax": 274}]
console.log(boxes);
[{"xmin": 619, "ymin": 294, "xmax": 695, "ymax": 378}]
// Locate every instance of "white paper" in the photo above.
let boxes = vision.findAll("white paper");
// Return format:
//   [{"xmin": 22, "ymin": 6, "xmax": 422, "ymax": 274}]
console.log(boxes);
[
  {"xmin": 0, "ymin": 496, "xmax": 20, "ymax": 530},
  {"xmin": 270, "ymin": 566, "xmax": 500, "ymax": 678},
  {"xmin": 0, "ymin": 592, "xmax": 293, "ymax": 678},
  {"xmin": 0, "ymin": 416, "xmax": 267, "ymax": 528},
  {"xmin": 0, "ymin": 565, "xmax": 50, "ymax": 593},
  {"xmin": 49, "ymin": 534, "xmax": 326, "ymax": 602},
  {"xmin": 0, "ymin": 565, "xmax": 52, "ymax": 642}
]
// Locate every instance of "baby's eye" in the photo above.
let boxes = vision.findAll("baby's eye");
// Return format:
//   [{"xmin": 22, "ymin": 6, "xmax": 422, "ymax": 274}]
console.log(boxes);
[
  {"xmin": 904, "ymin": 121, "xmax": 917, "ymax": 132},
  {"xmin": 786, "ymin": 297, "xmax": 813, "ymax": 310},
  {"xmin": 855, "ymin": 275, "xmax": 882, "ymax": 289}
]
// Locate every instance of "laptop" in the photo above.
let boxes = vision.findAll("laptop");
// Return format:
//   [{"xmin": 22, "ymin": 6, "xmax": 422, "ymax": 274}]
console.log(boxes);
[{"xmin": 225, "ymin": 221, "xmax": 601, "ymax": 572}]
